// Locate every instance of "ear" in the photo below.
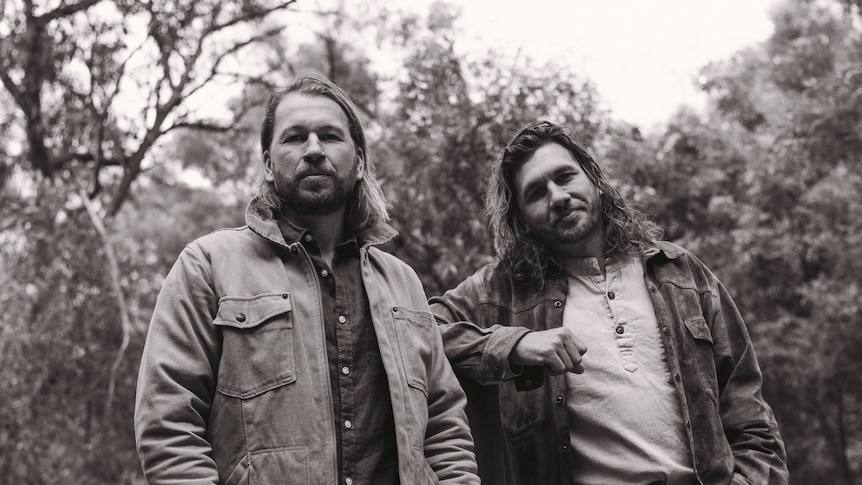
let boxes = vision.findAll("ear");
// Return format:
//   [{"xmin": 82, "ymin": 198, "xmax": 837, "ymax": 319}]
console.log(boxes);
[
  {"xmin": 355, "ymin": 148, "xmax": 366, "ymax": 179},
  {"xmin": 263, "ymin": 151, "xmax": 274, "ymax": 182}
]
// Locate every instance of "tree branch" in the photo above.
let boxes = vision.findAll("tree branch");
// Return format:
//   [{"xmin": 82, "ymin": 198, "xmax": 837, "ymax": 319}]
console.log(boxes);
[
  {"xmin": 79, "ymin": 189, "xmax": 131, "ymax": 416},
  {"xmin": 37, "ymin": 0, "xmax": 102, "ymax": 24}
]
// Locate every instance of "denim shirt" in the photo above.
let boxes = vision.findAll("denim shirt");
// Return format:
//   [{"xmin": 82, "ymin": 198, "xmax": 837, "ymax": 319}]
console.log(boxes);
[
  {"xmin": 430, "ymin": 241, "xmax": 788, "ymax": 485},
  {"xmin": 135, "ymin": 200, "xmax": 479, "ymax": 485}
]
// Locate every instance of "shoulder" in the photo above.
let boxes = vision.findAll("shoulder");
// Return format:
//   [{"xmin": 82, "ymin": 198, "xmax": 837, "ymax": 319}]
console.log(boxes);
[
  {"xmin": 186, "ymin": 225, "xmax": 257, "ymax": 256},
  {"xmin": 648, "ymin": 241, "xmax": 720, "ymax": 289}
]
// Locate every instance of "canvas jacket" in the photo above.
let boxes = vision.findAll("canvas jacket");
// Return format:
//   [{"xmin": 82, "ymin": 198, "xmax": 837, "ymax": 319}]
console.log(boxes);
[
  {"xmin": 135, "ymin": 201, "xmax": 479, "ymax": 485},
  {"xmin": 430, "ymin": 241, "xmax": 788, "ymax": 485}
]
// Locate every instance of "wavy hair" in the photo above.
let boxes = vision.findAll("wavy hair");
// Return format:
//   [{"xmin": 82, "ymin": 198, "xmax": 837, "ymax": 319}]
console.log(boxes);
[
  {"xmin": 252, "ymin": 70, "xmax": 390, "ymax": 230},
  {"xmin": 486, "ymin": 120, "xmax": 663, "ymax": 285}
]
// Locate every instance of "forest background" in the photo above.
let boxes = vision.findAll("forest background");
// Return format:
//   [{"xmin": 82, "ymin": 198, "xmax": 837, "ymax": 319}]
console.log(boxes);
[{"xmin": 1, "ymin": 0, "xmax": 861, "ymax": 483}]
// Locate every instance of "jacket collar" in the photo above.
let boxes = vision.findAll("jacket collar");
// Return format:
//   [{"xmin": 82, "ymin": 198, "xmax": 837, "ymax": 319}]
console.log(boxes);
[
  {"xmin": 645, "ymin": 240, "xmax": 685, "ymax": 260},
  {"xmin": 245, "ymin": 197, "xmax": 397, "ymax": 250}
]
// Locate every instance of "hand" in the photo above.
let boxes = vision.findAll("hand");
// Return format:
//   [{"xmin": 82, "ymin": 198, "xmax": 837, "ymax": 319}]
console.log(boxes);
[{"xmin": 510, "ymin": 328, "xmax": 587, "ymax": 375}]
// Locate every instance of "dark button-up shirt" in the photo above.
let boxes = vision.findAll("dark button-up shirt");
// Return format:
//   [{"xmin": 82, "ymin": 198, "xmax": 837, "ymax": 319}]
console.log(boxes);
[
  {"xmin": 430, "ymin": 241, "xmax": 788, "ymax": 485},
  {"xmin": 280, "ymin": 219, "xmax": 399, "ymax": 485}
]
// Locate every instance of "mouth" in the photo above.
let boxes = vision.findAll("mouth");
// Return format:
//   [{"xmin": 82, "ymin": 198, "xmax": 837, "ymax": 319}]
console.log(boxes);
[{"xmin": 552, "ymin": 208, "xmax": 581, "ymax": 226}]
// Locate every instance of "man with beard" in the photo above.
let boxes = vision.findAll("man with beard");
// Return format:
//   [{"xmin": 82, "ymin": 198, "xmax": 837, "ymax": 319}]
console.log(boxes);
[
  {"xmin": 430, "ymin": 121, "xmax": 788, "ymax": 484},
  {"xmin": 135, "ymin": 71, "xmax": 479, "ymax": 485}
]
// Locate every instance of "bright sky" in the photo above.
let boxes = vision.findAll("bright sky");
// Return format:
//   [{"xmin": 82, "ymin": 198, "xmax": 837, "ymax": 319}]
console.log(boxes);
[{"xmin": 414, "ymin": 0, "xmax": 778, "ymax": 128}]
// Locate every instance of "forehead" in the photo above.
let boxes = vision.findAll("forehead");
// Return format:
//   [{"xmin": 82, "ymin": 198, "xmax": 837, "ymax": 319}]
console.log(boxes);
[
  {"xmin": 273, "ymin": 93, "xmax": 351, "ymax": 133},
  {"xmin": 514, "ymin": 143, "xmax": 581, "ymax": 192}
]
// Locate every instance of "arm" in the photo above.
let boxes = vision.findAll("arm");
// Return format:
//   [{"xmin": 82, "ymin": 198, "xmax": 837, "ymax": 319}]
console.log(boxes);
[
  {"xmin": 134, "ymin": 245, "xmax": 221, "ymax": 484},
  {"xmin": 430, "ymin": 271, "xmax": 585, "ymax": 386},
  {"xmin": 429, "ymin": 273, "xmax": 533, "ymax": 385},
  {"xmin": 423, "ymin": 316, "xmax": 481, "ymax": 484},
  {"xmin": 708, "ymin": 275, "xmax": 789, "ymax": 484}
]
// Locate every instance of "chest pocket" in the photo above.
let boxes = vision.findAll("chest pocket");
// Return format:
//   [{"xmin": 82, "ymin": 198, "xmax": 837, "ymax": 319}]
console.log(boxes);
[
  {"xmin": 214, "ymin": 293, "xmax": 296, "ymax": 399},
  {"xmin": 392, "ymin": 306, "xmax": 435, "ymax": 396}
]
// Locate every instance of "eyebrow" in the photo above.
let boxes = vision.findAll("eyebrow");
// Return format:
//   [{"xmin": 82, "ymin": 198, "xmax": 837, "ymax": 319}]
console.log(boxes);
[
  {"xmin": 521, "ymin": 165, "xmax": 575, "ymax": 198},
  {"xmin": 278, "ymin": 123, "xmax": 347, "ymax": 137}
]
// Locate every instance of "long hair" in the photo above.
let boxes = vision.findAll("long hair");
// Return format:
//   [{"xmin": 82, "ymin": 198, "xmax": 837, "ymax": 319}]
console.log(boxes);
[
  {"xmin": 252, "ymin": 70, "xmax": 390, "ymax": 230},
  {"xmin": 486, "ymin": 120, "xmax": 663, "ymax": 285}
]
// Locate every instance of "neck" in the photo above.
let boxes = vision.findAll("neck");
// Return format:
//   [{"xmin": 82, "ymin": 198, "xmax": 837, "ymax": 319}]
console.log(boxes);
[
  {"xmin": 282, "ymin": 207, "xmax": 346, "ymax": 267},
  {"xmin": 554, "ymin": 230, "xmax": 606, "ymax": 273}
]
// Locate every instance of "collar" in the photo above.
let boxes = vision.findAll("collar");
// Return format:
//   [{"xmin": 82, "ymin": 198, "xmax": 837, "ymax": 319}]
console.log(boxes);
[{"xmin": 245, "ymin": 196, "xmax": 397, "ymax": 249}]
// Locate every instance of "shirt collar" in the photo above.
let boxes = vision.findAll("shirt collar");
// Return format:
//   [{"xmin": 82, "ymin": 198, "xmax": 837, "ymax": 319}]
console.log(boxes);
[{"xmin": 245, "ymin": 196, "xmax": 397, "ymax": 249}]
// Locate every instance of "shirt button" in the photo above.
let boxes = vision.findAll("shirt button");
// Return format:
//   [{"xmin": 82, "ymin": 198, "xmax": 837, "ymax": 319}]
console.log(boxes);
[
  {"xmin": 338, "ymin": 315, "xmax": 347, "ymax": 324},
  {"xmin": 290, "ymin": 246, "xmax": 299, "ymax": 255},
  {"xmin": 303, "ymin": 234, "xmax": 313, "ymax": 242},
  {"xmin": 341, "ymin": 366, "xmax": 350, "ymax": 375},
  {"xmin": 615, "ymin": 325, "xmax": 624, "ymax": 334},
  {"xmin": 345, "ymin": 478, "xmax": 353, "ymax": 485},
  {"xmin": 524, "ymin": 379, "xmax": 533, "ymax": 387},
  {"xmin": 560, "ymin": 444, "xmax": 569, "ymax": 454},
  {"xmin": 320, "ymin": 269, "xmax": 329, "ymax": 278},
  {"xmin": 235, "ymin": 313, "xmax": 246, "ymax": 322},
  {"xmin": 553, "ymin": 300, "xmax": 562, "ymax": 308},
  {"xmin": 344, "ymin": 420, "xmax": 352, "ymax": 429},
  {"xmin": 608, "ymin": 291, "xmax": 615, "ymax": 300},
  {"xmin": 662, "ymin": 326, "xmax": 670, "ymax": 335},
  {"xmin": 555, "ymin": 395, "xmax": 564, "ymax": 405},
  {"xmin": 282, "ymin": 293, "xmax": 288, "ymax": 299}
]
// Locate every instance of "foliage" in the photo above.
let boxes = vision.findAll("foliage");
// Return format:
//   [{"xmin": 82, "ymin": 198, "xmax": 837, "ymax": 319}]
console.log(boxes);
[{"xmin": 2, "ymin": 0, "xmax": 860, "ymax": 483}]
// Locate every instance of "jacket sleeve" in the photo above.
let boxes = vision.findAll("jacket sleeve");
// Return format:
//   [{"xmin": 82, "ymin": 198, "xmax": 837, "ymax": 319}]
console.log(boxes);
[
  {"xmin": 422, "ymin": 309, "xmax": 481, "ymax": 484},
  {"xmin": 134, "ymin": 245, "xmax": 221, "ymax": 484},
  {"xmin": 430, "ymin": 272, "xmax": 533, "ymax": 385},
  {"xmin": 705, "ymin": 267, "xmax": 789, "ymax": 484}
]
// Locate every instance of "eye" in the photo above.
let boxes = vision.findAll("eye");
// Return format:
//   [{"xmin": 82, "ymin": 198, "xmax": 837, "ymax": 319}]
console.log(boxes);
[
  {"xmin": 319, "ymin": 133, "xmax": 343, "ymax": 141},
  {"xmin": 555, "ymin": 171, "xmax": 577, "ymax": 184},
  {"xmin": 283, "ymin": 134, "xmax": 306, "ymax": 143},
  {"xmin": 524, "ymin": 186, "xmax": 545, "ymax": 203}
]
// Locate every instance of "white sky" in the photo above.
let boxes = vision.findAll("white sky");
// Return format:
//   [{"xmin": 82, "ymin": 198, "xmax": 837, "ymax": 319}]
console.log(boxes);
[{"xmin": 406, "ymin": 0, "xmax": 778, "ymax": 128}]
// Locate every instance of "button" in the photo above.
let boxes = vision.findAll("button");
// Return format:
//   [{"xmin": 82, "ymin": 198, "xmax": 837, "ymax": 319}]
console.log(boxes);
[
  {"xmin": 608, "ymin": 291, "xmax": 615, "ymax": 300},
  {"xmin": 344, "ymin": 420, "xmax": 352, "ymax": 429},
  {"xmin": 615, "ymin": 325, "xmax": 624, "ymax": 334},
  {"xmin": 675, "ymin": 373, "xmax": 682, "ymax": 382},
  {"xmin": 555, "ymin": 395, "xmax": 564, "ymax": 405},
  {"xmin": 338, "ymin": 315, "xmax": 347, "ymax": 324},
  {"xmin": 524, "ymin": 379, "xmax": 533, "ymax": 387},
  {"xmin": 662, "ymin": 326, "xmax": 670, "ymax": 335},
  {"xmin": 685, "ymin": 419, "xmax": 691, "ymax": 428},
  {"xmin": 553, "ymin": 300, "xmax": 562, "ymax": 308},
  {"xmin": 560, "ymin": 444, "xmax": 569, "ymax": 454},
  {"xmin": 303, "ymin": 234, "xmax": 313, "ymax": 242},
  {"xmin": 282, "ymin": 293, "xmax": 288, "ymax": 299},
  {"xmin": 235, "ymin": 313, "xmax": 246, "ymax": 322},
  {"xmin": 345, "ymin": 478, "xmax": 353, "ymax": 485},
  {"xmin": 290, "ymin": 246, "xmax": 299, "ymax": 255},
  {"xmin": 341, "ymin": 366, "xmax": 350, "ymax": 375},
  {"xmin": 320, "ymin": 269, "xmax": 329, "ymax": 278}
]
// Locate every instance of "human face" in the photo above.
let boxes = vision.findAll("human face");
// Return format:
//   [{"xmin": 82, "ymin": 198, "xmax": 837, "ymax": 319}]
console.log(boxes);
[
  {"xmin": 513, "ymin": 142, "xmax": 603, "ymax": 257},
  {"xmin": 264, "ymin": 93, "xmax": 364, "ymax": 217}
]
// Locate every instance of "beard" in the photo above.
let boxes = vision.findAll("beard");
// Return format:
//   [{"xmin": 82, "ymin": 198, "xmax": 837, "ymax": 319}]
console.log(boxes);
[
  {"xmin": 274, "ymin": 171, "xmax": 357, "ymax": 216},
  {"xmin": 551, "ymin": 203, "xmax": 601, "ymax": 245}
]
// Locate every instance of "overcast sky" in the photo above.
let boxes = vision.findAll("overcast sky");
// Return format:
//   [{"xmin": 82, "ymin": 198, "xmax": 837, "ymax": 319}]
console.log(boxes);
[{"xmin": 410, "ymin": 0, "xmax": 779, "ymax": 128}]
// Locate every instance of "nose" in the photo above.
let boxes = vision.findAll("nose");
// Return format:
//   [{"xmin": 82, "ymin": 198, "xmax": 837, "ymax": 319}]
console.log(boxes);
[
  {"xmin": 302, "ymin": 133, "xmax": 325, "ymax": 164},
  {"xmin": 548, "ymin": 184, "xmax": 569, "ymax": 210}
]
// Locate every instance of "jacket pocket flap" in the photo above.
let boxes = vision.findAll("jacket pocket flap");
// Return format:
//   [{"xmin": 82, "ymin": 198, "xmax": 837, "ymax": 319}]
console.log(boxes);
[
  {"xmin": 684, "ymin": 316, "xmax": 713, "ymax": 344},
  {"xmin": 214, "ymin": 293, "xmax": 292, "ymax": 329}
]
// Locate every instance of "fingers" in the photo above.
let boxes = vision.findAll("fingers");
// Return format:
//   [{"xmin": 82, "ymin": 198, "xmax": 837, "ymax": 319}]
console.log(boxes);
[{"xmin": 561, "ymin": 332, "xmax": 586, "ymax": 374}]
